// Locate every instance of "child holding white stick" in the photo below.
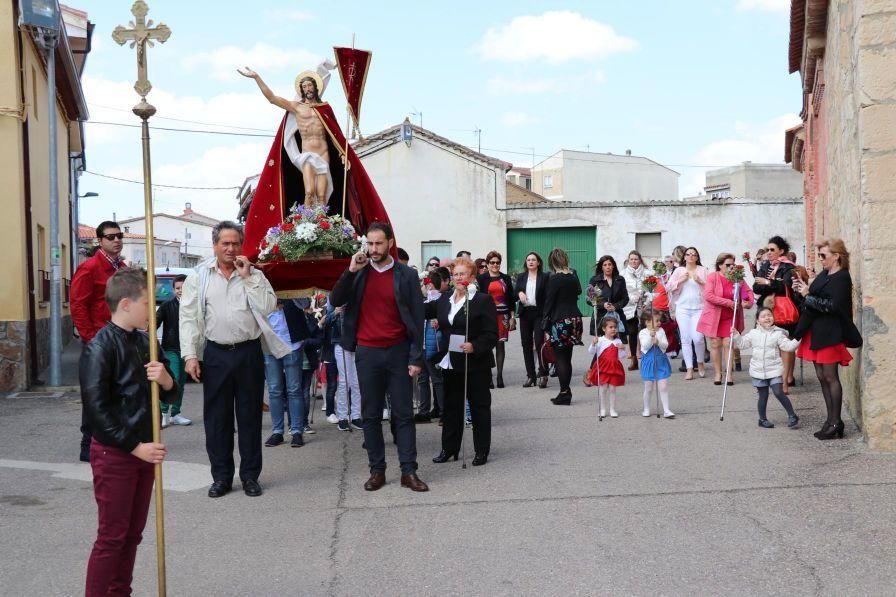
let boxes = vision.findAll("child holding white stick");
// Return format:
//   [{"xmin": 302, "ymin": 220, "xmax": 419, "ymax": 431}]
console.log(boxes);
[
  {"xmin": 731, "ymin": 307, "xmax": 801, "ymax": 428},
  {"xmin": 587, "ymin": 316, "xmax": 627, "ymax": 417},
  {"xmin": 639, "ymin": 308, "xmax": 675, "ymax": 418}
]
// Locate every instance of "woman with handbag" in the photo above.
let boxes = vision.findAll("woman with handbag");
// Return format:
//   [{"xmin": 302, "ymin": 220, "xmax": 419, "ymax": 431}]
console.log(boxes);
[
  {"xmin": 542, "ymin": 248, "xmax": 583, "ymax": 405},
  {"xmin": 515, "ymin": 252, "xmax": 550, "ymax": 389},
  {"xmin": 753, "ymin": 236, "xmax": 802, "ymax": 394},
  {"xmin": 792, "ymin": 239, "xmax": 862, "ymax": 440},
  {"xmin": 477, "ymin": 250, "xmax": 517, "ymax": 389}
]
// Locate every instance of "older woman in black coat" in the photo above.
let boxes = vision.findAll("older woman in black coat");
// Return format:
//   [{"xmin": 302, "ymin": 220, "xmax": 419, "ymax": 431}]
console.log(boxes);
[
  {"xmin": 792, "ymin": 238, "xmax": 862, "ymax": 440},
  {"xmin": 427, "ymin": 256, "xmax": 498, "ymax": 466}
]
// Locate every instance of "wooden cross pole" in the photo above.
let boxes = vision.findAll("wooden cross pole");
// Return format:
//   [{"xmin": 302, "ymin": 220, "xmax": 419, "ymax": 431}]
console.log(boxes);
[{"xmin": 111, "ymin": 2, "xmax": 171, "ymax": 596}]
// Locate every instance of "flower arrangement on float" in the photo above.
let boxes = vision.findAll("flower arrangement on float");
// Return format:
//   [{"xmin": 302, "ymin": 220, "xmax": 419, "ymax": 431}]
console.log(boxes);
[{"xmin": 257, "ymin": 204, "xmax": 361, "ymax": 262}]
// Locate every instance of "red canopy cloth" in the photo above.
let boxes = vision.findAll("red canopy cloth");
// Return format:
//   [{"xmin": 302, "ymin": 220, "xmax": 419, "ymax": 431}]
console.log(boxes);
[{"xmin": 243, "ymin": 103, "xmax": 395, "ymax": 293}]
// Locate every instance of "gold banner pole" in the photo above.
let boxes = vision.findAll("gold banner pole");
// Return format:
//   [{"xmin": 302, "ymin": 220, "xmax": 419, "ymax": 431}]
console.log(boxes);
[
  {"xmin": 112, "ymin": 3, "xmax": 171, "ymax": 595},
  {"xmin": 137, "ymin": 102, "xmax": 167, "ymax": 597}
]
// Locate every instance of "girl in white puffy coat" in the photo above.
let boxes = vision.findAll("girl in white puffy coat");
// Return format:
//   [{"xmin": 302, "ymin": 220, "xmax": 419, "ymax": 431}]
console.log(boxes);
[{"xmin": 731, "ymin": 307, "xmax": 800, "ymax": 429}]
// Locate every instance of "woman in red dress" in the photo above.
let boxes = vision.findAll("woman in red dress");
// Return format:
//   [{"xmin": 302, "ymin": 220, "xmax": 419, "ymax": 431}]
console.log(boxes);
[
  {"xmin": 477, "ymin": 250, "xmax": 516, "ymax": 388},
  {"xmin": 792, "ymin": 239, "xmax": 862, "ymax": 440}
]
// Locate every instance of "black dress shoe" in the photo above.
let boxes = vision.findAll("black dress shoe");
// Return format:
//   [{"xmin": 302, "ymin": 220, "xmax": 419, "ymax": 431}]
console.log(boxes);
[
  {"xmin": 208, "ymin": 480, "xmax": 232, "ymax": 498},
  {"xmin": 290, "ymin": 434, "xmax": 304, "ymax": 447},
  {"xmin": 472, "ymin": 453, "xmax": 488, "ymax": 466},
  {"xmin": 242, "ymin": 479, "xmax": 263, "ymax": 497},
  {"xmin": 414, "ymin": 413, "xmax": 432, "ymax": 423},
  {"xmin": 523, "ymin": 378, "xmax": 535, "ymax": 388},
  {"xmin": 432, "ymin": 450, "xmax": 459, "ymax": 463}
]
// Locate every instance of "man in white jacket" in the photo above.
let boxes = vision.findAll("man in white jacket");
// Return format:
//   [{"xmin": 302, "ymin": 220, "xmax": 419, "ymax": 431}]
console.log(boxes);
[{"xmin": 180, "ymin": 221, "xmax": 287, "ymax": 498}]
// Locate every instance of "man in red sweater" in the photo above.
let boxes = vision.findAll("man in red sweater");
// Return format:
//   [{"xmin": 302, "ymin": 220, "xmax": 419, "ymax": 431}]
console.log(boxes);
[
  {"xmin": 330, "ymin": 223, "xmax": 428, "ymax": 492},
  {"xmin": 71, "ymin": 221, "xmax": 126, "ymax": 461}
]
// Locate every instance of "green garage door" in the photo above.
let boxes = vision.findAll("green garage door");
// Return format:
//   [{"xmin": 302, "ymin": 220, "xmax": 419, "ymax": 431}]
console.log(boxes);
[{"xmin": 507, "ymin": 227, "xmax": 596, "ymax": 316}]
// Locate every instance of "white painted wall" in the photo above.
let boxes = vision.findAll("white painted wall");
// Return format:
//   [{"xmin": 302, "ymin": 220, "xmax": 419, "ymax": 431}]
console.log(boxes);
[
  {"xmin": 359, "ymin": 138, "xmax": 507, "ymax": 269},
  {"xmin": 121, "ymin": 215, "xmax": 216, "ymax": 259},
  {"xmin": 533, "ymin": 150, "xmax": 679, "ymax": 203},
  {"xmin": 506, "ymin": 198, "xmax": 807, "ymax": 280}
]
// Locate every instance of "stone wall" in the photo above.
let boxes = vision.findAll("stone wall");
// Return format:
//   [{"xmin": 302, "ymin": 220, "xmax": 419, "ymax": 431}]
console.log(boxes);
[
  {"xmin": 0, "ymin": 316, "xmax": 73, "ymax": 392},
  {"xmin": 0, "ymin": 321, "xmax": 28, "ymax": 391},
  {"xmin": 821, "ymin": 0, "xmax": 896, "ymax": 449}
]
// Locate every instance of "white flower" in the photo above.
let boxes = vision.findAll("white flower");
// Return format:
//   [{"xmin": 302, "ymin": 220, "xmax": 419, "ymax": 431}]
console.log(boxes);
[
  {"xmin": 357, "ymin": 235, "xmax": 370, "ymax": 254},
  {"xmin": 295, "ymin": 222, "xmax": 318, "ymax": 243}
]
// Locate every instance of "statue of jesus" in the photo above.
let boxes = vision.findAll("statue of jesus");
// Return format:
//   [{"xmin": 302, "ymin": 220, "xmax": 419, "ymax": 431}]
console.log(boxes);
[{"xmin": 239, "ymin": 61, "xmax": 346, "ymax": 208}]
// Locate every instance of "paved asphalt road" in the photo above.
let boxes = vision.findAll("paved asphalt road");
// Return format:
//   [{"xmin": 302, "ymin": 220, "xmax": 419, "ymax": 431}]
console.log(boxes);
[{"xmin": 2, "ymin": 330, "xmax": 895, "ymax": 596}]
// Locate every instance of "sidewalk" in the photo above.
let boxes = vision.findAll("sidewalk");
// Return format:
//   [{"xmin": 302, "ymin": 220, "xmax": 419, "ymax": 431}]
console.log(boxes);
[{"xmin": 1, "ymin": 334, "xmax": 894, "ymax": 596}]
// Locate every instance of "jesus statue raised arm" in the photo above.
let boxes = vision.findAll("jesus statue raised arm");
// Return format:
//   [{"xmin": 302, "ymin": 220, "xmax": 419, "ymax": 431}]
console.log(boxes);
[{"xmin": 239, "ymin": 61, "xmax": 347, "ymax": 209}]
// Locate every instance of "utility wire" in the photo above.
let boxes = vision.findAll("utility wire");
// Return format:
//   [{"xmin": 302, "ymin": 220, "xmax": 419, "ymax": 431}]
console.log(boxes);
[
  {"xmin": 84, "ymin": 120, "xmax": 731, "ymax": 169},
  {"xmin": 87, "ymin": 120, "xmax": 275, "ymax": 138},
  {"xmin": 87, "ymin": 103, "xmax": 274, "ymax": 133},
  {"xmin": 84, "ymin": 170, "xmax": 240, "ymax": 191}
]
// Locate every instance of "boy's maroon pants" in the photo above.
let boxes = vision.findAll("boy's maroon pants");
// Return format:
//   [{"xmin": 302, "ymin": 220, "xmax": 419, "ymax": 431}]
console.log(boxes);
[{"xmin": 85, "ymin": 439, "xmax": 155, "ymax": 597}]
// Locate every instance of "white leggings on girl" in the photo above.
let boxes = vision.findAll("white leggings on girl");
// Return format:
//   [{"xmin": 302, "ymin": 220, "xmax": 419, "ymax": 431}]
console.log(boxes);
[
  {"xmin": 677, "ymin": 307, "xmax": 705, "ymax": 369},
  {"xmin": 598, "ymin": 384, "xmax": 618, "ymax": 415},
  {"xmin": 643, "ymin": 379, "xmax": 672, "ymax": 415}
]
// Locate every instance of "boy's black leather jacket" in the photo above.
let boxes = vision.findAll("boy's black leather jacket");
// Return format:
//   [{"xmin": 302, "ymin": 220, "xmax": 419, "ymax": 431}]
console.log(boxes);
[{"xmin": 80, "ymin": 322, "xmax": 178, "ymax": 452}]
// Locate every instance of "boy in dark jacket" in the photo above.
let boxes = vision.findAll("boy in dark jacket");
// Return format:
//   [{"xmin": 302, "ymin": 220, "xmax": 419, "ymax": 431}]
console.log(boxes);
[
  {"xmin": 156, "ymin": 274, "xmax": 190, "ymax": 427},
  {"xmin": 80, "ymin": 267, "xmax": 177, "ymax": 597}
]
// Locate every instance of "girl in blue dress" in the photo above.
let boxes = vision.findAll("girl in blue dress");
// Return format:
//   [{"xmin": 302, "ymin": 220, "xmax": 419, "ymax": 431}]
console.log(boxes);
[{"xmin": 638, "ymin": 308, "xmax": 675, "ymax": 418}]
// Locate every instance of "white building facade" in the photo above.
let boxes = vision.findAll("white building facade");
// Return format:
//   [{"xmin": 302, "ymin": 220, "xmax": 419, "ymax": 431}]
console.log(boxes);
[
  {"xmin": 356, "ymin": 124, "xmax": 510, "ymax": 269},
  {"xmin": 118, "ymin": 203, "xmax": 219, "ymax": 265},
  {"xmin": 532, "ymin": 150, "xmax": 679, "ymax": 203}
]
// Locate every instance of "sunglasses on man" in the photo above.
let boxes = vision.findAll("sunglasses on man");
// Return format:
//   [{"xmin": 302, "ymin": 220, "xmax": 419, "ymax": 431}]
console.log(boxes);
[{"xmin": 100, "ymin": 233, "xmax": 125, "ymax": 241}]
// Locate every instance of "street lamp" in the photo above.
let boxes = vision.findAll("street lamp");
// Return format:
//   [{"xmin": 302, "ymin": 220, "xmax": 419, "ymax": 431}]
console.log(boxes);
[
  {"xmin": 79, "ymin": 191, "xmax": 99, "ymax": 198},
  {"xmin": 19, "ymin": 0, "xmax": 63, "ymax": 386}
]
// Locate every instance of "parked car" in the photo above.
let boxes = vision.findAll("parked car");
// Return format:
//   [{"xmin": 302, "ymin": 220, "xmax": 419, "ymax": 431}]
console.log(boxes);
[{"xmin": 154, "ymin": 267, "xmax": 193, "ymax": 303}]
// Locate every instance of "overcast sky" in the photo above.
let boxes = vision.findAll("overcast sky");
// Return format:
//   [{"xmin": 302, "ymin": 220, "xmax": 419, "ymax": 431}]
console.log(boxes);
[{"xmin": 74, "ymin": 0, "xmax": 801, "ymax": 227}]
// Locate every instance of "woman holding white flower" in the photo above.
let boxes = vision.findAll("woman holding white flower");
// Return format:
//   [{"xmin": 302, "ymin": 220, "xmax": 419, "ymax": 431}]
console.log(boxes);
[{"xmin": 425, "ymin": 256, "xmax": 498, "ymax": 467}]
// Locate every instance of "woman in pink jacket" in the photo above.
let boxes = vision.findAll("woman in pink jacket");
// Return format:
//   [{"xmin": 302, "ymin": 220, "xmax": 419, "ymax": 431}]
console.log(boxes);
[
  {"xmin": 697, "ymin": 253, "xmax": 755, "ymax": 385},
  {"xmin": 666, "ymin": 247, "xmax": 708, "ymax": 380}
]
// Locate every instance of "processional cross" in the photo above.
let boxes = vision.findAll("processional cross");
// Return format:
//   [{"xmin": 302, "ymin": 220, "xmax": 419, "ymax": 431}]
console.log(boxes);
[
  {"xmin": 110, "ymin": 3, "xmax": 171, "ymax": 595},
  {"xmin": 111, "ymin": 0, "xmax": 171, "ymax": 107}
]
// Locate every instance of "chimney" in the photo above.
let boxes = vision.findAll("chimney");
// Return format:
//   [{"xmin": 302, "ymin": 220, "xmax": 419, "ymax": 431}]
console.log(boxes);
[
  {"xmin": 625, "ymin": 149, "xmax": 632, "ymax": 156},
  {"xmin": 184, "ymin": 202, "xmax": 193, "ymax": 215}
]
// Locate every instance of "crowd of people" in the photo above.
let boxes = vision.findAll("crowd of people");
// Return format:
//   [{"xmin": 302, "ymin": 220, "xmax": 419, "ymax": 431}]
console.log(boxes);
[{"xmin": 71, "ymin": 218, "xmax": 863, "ymax": 595}]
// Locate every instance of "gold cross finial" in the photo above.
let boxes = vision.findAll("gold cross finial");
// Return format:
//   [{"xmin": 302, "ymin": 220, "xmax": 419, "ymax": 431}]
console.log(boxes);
[{"xmin": 112, "ymin": 1, "xmax": 171, "ymax": 101}]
